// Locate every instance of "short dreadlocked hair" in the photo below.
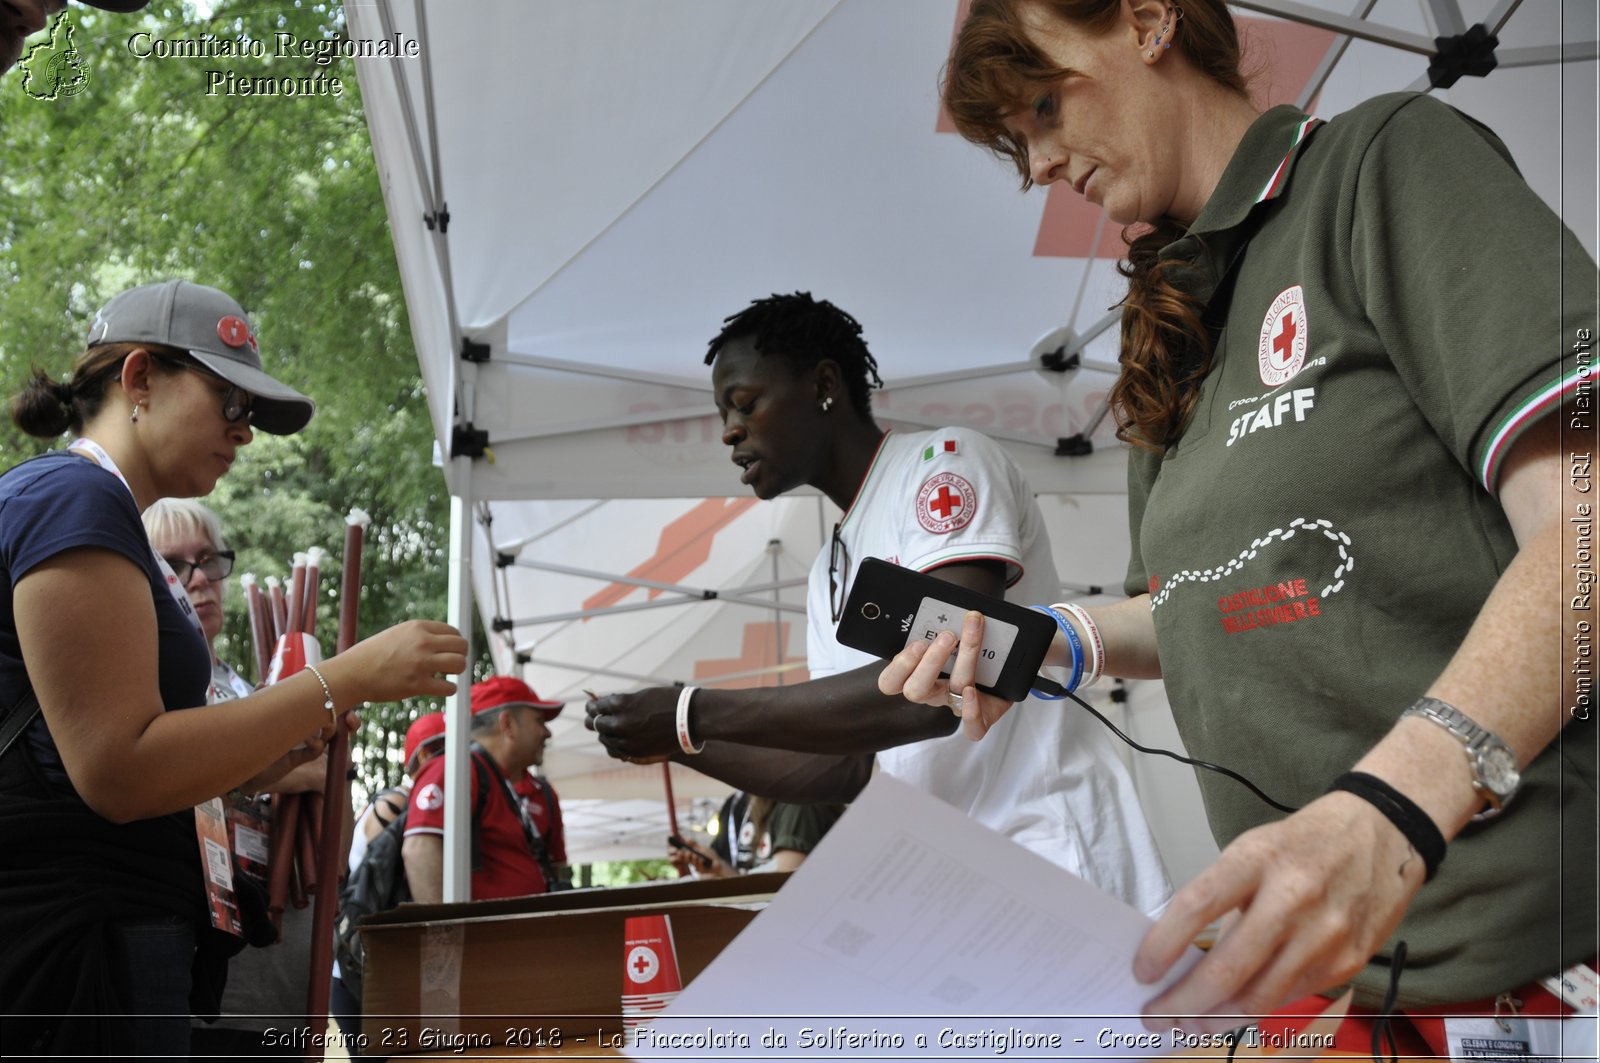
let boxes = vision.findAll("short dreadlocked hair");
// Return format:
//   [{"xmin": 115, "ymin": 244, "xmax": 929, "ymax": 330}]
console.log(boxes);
[{"xmin": 704, "ymin": 292, "xmax": 884, "ymax": 419}]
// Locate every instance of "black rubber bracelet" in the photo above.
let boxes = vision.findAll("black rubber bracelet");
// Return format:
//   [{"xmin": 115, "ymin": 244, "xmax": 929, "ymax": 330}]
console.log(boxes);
[{"xmin": 1326, "ymin": 771, "xmax": 1446, "ymax": 882}]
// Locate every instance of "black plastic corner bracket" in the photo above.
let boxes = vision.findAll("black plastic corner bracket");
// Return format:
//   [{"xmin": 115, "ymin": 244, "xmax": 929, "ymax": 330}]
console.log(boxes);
[
  {"xmin": 514, "ymin": 652, "xmax": 532, "ymax": 666},
  {"xmin": 423, "ymin": 205, "xmax": 451, "ymax": 233},
  {"xmin": 495, "ymin": 551, "xmax": 514, "ymax": 569},
  {"xmin": 1427, "ymin": 25, "xmax": 1498, "ymax": 90},
  {"xmin": 451, "ymin": 422, "xmax": 490, "ymax": 460},
  {"xmin": 1039, "ymin": 349, "xmax": 1082, "ymax": 374},
  {"xmin": 490, "ymin": 616, "xmax": 514, "ymax": 633},
  {"xmin": 461, "ymin": 338, "xmax": 490, "ymax": 364},
  {"xmin": 1055, "ymin": 433, "xmax": 1094, "ymax": 457}
]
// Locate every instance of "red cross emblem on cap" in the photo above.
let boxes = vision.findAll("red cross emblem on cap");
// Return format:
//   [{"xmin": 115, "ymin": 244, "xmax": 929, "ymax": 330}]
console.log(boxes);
[{"xmin": 217, "ymin": 315, "xmax": 258, "ymax": 353}]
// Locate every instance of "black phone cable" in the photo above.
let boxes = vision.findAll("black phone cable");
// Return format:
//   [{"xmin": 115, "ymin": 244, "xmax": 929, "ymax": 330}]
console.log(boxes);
[{"xmin": 1031, "ymin": 676, "xmax": 1301, "ymax": 815}]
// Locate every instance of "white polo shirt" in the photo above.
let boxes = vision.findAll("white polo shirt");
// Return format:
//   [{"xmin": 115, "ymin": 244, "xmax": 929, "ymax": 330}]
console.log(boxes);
[{"xmin": 807, "ymin": 428, "xmax": 1171, "ymax": 915}]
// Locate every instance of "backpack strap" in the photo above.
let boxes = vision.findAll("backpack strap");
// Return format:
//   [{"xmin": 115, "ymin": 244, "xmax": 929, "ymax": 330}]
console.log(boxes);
[
  {"xmin": 468, "ymin": 747, "xmax": 495, "ymax": 872},
  {"xmin": 471, "ymin": 745, "xmax": 561, "ymax": 890},
  {"xmin": 371, "ymin": 787, "xmax": 409, "ymax": 828},
  {"xmin": 1, "ymin": 687, "xmax": 41, "ymax": 762}
]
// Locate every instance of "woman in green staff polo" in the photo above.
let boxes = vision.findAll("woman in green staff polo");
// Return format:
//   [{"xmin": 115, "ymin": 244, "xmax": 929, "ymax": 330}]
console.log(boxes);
[{"xmin": 881, "ymin": 0, "xmax": 1596, "ymax": 1054}]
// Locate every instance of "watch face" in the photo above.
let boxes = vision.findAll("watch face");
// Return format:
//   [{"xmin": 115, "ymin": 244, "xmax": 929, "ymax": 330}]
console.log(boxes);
[{"xmin": 1480, "ymin": 746, "xmax": 1521, "ymax": 797}]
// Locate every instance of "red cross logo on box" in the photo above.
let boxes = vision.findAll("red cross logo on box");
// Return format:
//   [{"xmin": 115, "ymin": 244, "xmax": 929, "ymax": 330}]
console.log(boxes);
[
  {"xmin": 1257, "ymin": 285, "xmax": 1308, "ymax": 386},
  {"xmin": 916, "ymin": 471, "xmax": 978, "ymax": 535}
]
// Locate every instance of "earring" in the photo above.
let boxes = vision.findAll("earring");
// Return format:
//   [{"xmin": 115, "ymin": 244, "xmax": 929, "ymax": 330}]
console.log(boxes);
[
  {"xmin": 1147, "ymin": 4, "xmax": 1181, "ymax": 58},
  {"xmin": 130, "ymin": 402, "xmax": 144, "ymax": 425},
  {"xmin": 820, "ymin": 396, "xmax": 834, "ymax": 412}
]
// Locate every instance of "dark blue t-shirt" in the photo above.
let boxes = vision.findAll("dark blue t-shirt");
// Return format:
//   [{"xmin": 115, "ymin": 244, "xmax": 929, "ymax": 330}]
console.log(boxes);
[{"xmin": 1, "ymin": 451, "xmax": 210, "ymax": 789}]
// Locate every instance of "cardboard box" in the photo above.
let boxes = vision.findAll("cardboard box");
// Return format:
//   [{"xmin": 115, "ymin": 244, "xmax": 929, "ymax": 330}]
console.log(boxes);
[{"xmin": 360, "ymin": 874, "xmax": 787, "ymax": 1054}]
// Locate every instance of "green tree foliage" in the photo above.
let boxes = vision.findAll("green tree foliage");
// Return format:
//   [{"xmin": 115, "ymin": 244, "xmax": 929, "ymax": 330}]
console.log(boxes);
[{"xmin": 0, "ymin": 1, "xmax": 470, "ymax": 802}]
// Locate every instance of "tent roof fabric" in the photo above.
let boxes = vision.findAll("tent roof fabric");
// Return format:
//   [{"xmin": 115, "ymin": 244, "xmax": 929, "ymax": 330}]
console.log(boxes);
[{"xmin": 350, "ymin": 0, "xmax": 1596, "ymax": 865}]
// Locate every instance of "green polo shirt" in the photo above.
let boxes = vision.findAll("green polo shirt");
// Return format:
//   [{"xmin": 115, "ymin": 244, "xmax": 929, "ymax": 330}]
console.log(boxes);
[{"xmin": 1125, "ymin": 94, "xmax": 1597, "ymax": 1007}]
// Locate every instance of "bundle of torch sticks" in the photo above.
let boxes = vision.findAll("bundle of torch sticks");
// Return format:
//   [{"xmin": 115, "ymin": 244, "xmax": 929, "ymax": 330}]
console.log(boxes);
[{"xmin": 238, "ymin": 509, "xmax": 369, "ymax": 1050}]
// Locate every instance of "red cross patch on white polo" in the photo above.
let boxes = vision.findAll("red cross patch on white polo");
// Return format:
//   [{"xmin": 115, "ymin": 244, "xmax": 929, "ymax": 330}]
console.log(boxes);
[
  {"xmin": 916, "ymin": 472, "xmax": 977, "ymax": 535},
  {"xmin": 1257, "ymin": 285, "xmax": 1308, "ymax": 386}
]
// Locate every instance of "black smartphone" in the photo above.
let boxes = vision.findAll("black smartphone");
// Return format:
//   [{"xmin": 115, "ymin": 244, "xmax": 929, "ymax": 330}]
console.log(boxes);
[
  {"xmin": 667, "ymin": 834, "xmax": 714, "ymax": 868},
  {"xmin": 834, "ymin": 557, "xmax": 1057, "ymax": 702}
]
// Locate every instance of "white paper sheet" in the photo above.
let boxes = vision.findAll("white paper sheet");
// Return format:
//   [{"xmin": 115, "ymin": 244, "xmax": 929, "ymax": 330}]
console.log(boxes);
[{"xmin": 628, "ymin": 774, "xmax": 1202, "ymax": 1060}]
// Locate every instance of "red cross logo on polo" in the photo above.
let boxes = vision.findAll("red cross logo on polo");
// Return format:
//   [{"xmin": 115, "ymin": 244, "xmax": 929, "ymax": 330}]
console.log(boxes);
[
  {"xmin": 415, "ymin": 783, "xmax": 443, "ymax": 811},
  {"xmin": 625, "ymin": 945, "xmax": 660, "ymax": 985},
  {"xmin": 1258, "ymin": 285, "xmax": 1308, "ymax": 386},
  {"xmin": 916, "ymin": 472, "xmax": 977, "ymax": 535},
  {"xmin": 216, "ymin": 314, "xmax": 258, "ymax": 353}
]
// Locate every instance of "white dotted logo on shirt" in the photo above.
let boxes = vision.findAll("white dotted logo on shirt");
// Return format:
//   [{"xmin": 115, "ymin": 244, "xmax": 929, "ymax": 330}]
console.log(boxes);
[{"xmin": 1258, "ymin": 285, "xmax": 1308, "ymax": 386}]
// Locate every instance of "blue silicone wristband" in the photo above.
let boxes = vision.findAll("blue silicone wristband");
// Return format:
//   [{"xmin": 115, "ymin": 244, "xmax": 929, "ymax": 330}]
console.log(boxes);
[{"xmin": 1030, "ymin": 605, "xmax": 1082, "ymax": 699}]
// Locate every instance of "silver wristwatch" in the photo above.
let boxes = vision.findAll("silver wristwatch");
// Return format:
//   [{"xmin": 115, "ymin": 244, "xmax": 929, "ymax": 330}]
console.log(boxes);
[{"xmin": 1401, "ymin": 696, "xmax": 1520, "ymax": 820}]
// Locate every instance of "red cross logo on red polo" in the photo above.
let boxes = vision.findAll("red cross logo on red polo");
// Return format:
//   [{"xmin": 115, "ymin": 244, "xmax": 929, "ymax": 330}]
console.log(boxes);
[
  {"xmin": 626, "ymin": 945, "xmax": 660, "ymax": 985},
  {"xmin": 1257, "ymin": 285, "xmax": 1308, "ymax": 386},
  {"xmin": 217, "ymin": 315, "xmax": 258, "ymax": 353},
  {"xmin": 414, "ymin": 783, "xmax": 443, "ymax": 811},
  {"xmin": 916, "ymin": 472, "xmax": 977, "ymax": 535}
]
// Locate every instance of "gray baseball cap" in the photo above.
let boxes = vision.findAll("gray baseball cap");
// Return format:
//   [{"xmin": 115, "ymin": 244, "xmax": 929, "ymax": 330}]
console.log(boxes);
[{"xmin": 87, "ymin": 280, "xmax": 315, "ymax": 435}]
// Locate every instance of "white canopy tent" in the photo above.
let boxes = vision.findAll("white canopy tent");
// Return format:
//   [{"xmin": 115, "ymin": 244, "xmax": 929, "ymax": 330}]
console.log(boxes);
[{"xmin": 349, "ymin": 0, "xmax": 1597, "ymax": 892}]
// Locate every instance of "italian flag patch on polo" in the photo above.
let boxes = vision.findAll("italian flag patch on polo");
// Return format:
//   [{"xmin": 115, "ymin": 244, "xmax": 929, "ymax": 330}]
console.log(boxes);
[{"xmin": 922, "ymin": 439, "xmax": 958, "ymax": 461}]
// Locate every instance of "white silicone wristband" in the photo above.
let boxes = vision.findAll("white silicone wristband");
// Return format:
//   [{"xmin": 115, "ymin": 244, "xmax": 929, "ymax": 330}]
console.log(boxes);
[
  {"xmin": 676, "ymin": 686, "xmax": 704, "ymax": 755},
  {"xmin": 1053, "ymin": 602, "xmax": 1104, "ymax": 688}
]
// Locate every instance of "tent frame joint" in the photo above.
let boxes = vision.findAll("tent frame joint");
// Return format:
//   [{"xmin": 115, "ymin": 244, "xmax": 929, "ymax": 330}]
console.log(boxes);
[
  {"xmin": 1055, "ymin": 433, "xmax": 1095, "ymax": 458},
  {"xmin": 1428, "ymin": 24, "xmax": 1499, "ymax": 88},
  {"xmin": 452, "ymin": 422, "xmax": 490, "ymax": 460},
  {"xmin": 1038, "ymin": 348, "xmax": 1081, "ymax": 374}
]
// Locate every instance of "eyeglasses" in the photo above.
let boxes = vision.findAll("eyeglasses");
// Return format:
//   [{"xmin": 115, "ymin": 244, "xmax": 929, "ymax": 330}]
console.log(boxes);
[
  {"xmin": 163, "ymin": 550, "xmax": 235, "ymax": 584},
  {"xmin": 828, "ymin": 522, "xmax": 850, "ymax": 624},
  {"xmin": 156, "ymin": 356, "xmax": 255, "ymax": 425}
]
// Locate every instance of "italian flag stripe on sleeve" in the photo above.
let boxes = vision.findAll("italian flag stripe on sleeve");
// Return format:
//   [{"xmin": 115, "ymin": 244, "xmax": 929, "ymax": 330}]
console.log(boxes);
[
  {"xmin": 922, "ymin": 439, "xmax": 959, "ymax": 461},
  {"xmin": 1478, "ymin": 367, "xmax": 1587, "ymax": 490}
]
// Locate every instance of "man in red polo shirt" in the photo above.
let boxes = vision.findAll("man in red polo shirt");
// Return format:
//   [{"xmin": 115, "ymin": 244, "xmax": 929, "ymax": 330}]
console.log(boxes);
[{"xmin": 401, "ymin": 677, "xmax": 566, "ymax": 901}]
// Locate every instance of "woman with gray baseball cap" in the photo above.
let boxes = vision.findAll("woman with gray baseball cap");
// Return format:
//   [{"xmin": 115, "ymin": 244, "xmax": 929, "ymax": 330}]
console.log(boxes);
[{"xmin": 0, "ymin": 279, "xmax": 468, "ymax": 1056}]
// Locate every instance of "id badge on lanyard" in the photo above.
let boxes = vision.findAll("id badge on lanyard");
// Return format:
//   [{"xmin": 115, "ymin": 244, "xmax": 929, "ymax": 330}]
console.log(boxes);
[{"xmin": 68, "ymin": 438, "xmax": 244, "ymax": 937}]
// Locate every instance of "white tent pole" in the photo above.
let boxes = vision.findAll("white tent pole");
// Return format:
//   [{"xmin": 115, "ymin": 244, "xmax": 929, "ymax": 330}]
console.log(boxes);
[
  {"xmin": 1420, "ymin": 0, "xmax": 1467, "ymax": 37},
  {"xmin": 1497, "ymin": 44, "xmax": 1598, "ymax": 66},
  {"xmin": 500, "ymin": 593, "xmax": 806, "ymax": 628},
  {"xmin": 1299, "ymin": 0, "xmax": 1380, "ymax": 111},
  {"xmin": 768, "ymin": 539, "xmax": 785, "ymax": 686},
  {"xmin": 1230, "ymin": 0, "xmax": 1435, "ymax": 53},
  {"xmin": 403, "ymin": 0, "xmax": 478, "ymax": 902},
  {"xmin": 877, "ymin": 416, "xmax": 1081, "ymax": 451},
  {"xmin": 504, "ymin": 557, "xmax": 805, "ymax": 599},
  {"xmin": 492, "ymin": 406, "xmax": 714, "ymax": 444},
  {"xmin": 518, "ymin": 657, "xmax": 678, "ymax": 687},
  {"xmin": 442, "ymin": 379, "xmax": 477, "ymax": 904},
  {"xmin": 492, "ymin": 351, "xmax": 715, "ymax": 394},
  {"xmin": 1482, "ymin": 0, "xmax": 1523, "ymax": 37}
]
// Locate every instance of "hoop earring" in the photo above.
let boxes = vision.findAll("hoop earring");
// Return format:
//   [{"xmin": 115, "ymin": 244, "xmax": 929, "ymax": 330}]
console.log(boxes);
[{"xmin": 1146, "ymin": 4, "xmax": 1182, "ymax": 58}]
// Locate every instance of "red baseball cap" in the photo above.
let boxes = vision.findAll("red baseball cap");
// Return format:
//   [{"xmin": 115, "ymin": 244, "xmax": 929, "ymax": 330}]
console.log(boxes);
[
  {"xmin": 470, "ymin": 676, "xmax": 564, "ymax": 721},
  {"xmin": 402, "ymin": 711, "xmax": 446, "ymax": 772}
]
